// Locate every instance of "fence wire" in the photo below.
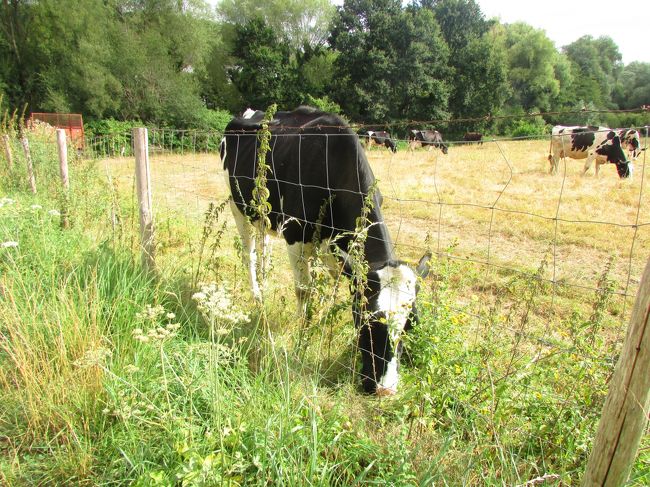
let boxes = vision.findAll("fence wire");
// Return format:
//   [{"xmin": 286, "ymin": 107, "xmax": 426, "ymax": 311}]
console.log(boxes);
[{"xmin": 96, "ymin": 122, "xmax": 649, "ymax": 434}]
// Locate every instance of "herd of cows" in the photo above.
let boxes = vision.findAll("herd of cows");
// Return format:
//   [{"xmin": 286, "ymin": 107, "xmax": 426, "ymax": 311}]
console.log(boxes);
[
  {"xmin": 361, "ymin": 124, "xmax": 644, "ymax": 180},
  {"xmin": 219, "ymin": 106, "xmax": 646, "ymax": 396}
]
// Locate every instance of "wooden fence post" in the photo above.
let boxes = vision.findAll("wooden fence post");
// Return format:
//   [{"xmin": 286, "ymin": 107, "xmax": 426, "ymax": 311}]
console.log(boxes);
[
  {"xmin": 2, "ymin": 134, "xmax": 12, "ymax": 171},
  {"xmin": 133, "ymin": 127, "xmax": 156, "ymax": 272},
  {"xmin": 20, "ymin": 134, "xmax": 37, "ymax": 194},
  {"xmin": 56, "ymin": 129, "xmax": 70, "ymax": 228},
  {"xmin": 582, "ymin": 256, "xmax": 650, "ymax": 486}
]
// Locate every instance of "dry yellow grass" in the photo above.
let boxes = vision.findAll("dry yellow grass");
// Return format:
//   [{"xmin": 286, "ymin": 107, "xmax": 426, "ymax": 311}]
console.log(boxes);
[{"xmin": 102, "ymin": 138, "xmax": 649, "ymax": 322}]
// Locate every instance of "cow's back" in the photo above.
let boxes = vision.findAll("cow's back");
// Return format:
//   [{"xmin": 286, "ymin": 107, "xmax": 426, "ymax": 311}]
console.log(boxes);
[
  {"xmin": 222, "ymin": 107, "xmax": 392, "ymax": 261},
  {"xmin": 551, "ymin": 125, "xmax": 603, "ymax": 159}
]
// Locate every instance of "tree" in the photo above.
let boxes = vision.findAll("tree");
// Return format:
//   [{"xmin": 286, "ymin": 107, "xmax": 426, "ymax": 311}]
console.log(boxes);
[
  {"xmin": 563, "ymin": 36, "xmax": 623, "ymax": 108},
  {"xmin": 218, "ymin": 0, "xmax": 335, "ymax": 50},
  {"xmin": 501, "ymin": 22, "xmax": 562, "ymax": 113},
  {"xmin": 425, "ymin": 0, "xmax": 508, "ymax": 132},
  {"xmin": 330, "ymin": 0, "xmax": 451, "ymax": 124},
  {"xmin": 228, "ymin": 17, "xmax": 297, "ymax": 110},
  {"xmin": 613, "ymin": 62, "xmax": 650, "ymax": 110}
]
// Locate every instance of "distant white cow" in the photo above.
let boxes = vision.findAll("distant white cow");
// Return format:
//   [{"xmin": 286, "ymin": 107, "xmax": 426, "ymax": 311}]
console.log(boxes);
[{"xmin": 548, "ymin": 125, "xmax": 632, "ymax": 178}]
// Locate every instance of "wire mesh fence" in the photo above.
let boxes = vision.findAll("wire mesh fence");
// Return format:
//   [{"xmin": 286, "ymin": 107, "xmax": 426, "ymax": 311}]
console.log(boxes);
[
  {"xmin": 5, "ymin": 111, "xmax": 647, "ymax": 481},
  {"xmin": 96, "ymin": 121, "xmax": 650, "ymax": 379}
]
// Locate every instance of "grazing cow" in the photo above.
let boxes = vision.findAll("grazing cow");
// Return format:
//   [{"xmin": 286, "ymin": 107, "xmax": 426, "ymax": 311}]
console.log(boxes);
[
  {"xmin": 362, "ymin": 130, "xmax": 397, "ymax": 153},
  {"xmin": 548, "ymin": 125, "xmax": 632, "ymax": 178},
  {"xmin": 463, "ymin": 132, "xmax": 483, "ymax": 145},
  {"xmin": 221, "ymin": 106, "xmax": 430, "ymax": 395},
  {"xmin": 408, "ymin": 129, "xmax": 448, "ymax": 154},
  {"xmin": 618, "ymin": 128, "xmax": 643, "ymax": 160}
]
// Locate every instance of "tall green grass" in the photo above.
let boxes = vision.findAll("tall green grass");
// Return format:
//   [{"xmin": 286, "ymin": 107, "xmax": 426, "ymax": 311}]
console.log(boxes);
[{"xmin": 0, "ymin": 131, "xmax": 647, "ymax": 485}]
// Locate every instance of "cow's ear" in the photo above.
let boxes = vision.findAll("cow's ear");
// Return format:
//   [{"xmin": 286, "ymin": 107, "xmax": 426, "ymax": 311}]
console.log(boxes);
[
  {"xmin": 606, "ymin": 131, "xmax": 616, "ymax": 140},
  {"xmin": 416, "ymin": 252, "xmax": 431, "ymax": 279}
]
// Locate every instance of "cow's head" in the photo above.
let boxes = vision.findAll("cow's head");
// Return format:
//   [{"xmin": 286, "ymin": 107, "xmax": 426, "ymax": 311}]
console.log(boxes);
[
  {"xmin": 346, "ymin": 253, "xmax": 431, "ymax": 395},
  {"xmin": 597, "ymin": 131, "xmax": 632, "ymax": 179},
  {"xmin": 622, "ymin": 129, "xmax": 641, "ymax": 159}
]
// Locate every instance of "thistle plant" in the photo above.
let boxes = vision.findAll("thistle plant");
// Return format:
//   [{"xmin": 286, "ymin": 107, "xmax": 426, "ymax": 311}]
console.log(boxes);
[{"xmin": 250, "ymin": 104, "xmax": 277, "ymax": 292}]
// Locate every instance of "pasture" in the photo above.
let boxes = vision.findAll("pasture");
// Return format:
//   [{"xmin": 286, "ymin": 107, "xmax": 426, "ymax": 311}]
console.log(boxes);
[{"xmin": 1, "ymin": 132, "xmax": 649, "ymax": 485}]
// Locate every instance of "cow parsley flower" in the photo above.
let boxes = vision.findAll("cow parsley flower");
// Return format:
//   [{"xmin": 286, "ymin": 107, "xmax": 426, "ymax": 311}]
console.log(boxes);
[
  {"xmin": 1, "ymin": 241, "xmax": 18, "ymax": 248},
  {"xmin": 74, "ymin": 346, "xmax": 112, "ymax": 368},
  {"xmin": 192, "ymin": 282, "xmax": 249, "ymax": 325},
  {"xmin": 0, "ymin": 197, "xmax": 16, "ymax": 208},
  {"xmin": 48, "ymin": 209, "xmax": 61, "ymax": 216},
  {"xmin": 132, "ymin": 304, "xmax": 181, "ymax": 343},
  {"xmin": 30, "ymin": 204, "xmax": 43, "ymax": 210}
]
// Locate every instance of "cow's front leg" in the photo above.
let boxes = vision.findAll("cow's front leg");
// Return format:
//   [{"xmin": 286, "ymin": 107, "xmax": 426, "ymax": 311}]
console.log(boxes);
[
  {"xmin": 230, "ymin": 200, "xmax": 262, "ymax": 301},
  {"xmin": 582, "ymin": 154, "xmax": 595, "ymax": 176},
  {"xmin": 286, "ymin": 241, "xmax": 314, "ymax": 316}
]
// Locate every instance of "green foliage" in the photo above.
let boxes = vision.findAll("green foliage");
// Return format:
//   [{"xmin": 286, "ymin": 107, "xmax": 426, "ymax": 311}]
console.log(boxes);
[
  {"xmin": 614, "ymin": 62, "xmax": 650, "ymax": 109},
  {"xmin": 563, "ymin": 36, "xmax": 623, "ymax": 109},
  {"xmin": 330, "ymin": 0, "xmax": 451, "ymax": 123},
  {"xmin": 304, "ymin": 95, "xmax": 342, "ymax": 114},
  {"xmin": 501, "ymin": 23, "xmax": 562, "ymax": 113},
  {"xmin": 1, "ymin": 0, "xmax": 648, "ymax": 131},
  {"xmin": 508, "ymin": 117, "xmax": 548, "ymax": 138}
]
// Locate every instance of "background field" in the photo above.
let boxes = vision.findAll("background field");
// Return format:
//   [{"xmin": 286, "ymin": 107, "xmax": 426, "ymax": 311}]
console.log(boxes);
[
  {"xmin": 1, "ymin": 132, "xmax": 649, "ymax": 485},
  {"xmin": 106, "ymin": 137, "xmax": 650, "ymax": 321}
]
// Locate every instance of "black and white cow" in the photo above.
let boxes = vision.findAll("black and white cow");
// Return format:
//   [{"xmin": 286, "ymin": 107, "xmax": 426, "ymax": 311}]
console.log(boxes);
[
  {"xmin": 548, "ymin": 125, "xmax": 632, "ymax": 178},
  {"xmin": 221, "ymin": 106, "xmax": 430, "ymax": 395},
  {"xmin": 617, "ymin": 128, "xmax": 643, "ymax": 160},
  {"xmin": 408, "ymin": 129, "xmax": 448, "ymax": 154},
  {"xmin": 362, "ymin": 130, "xmax": 397, "ymax": 153}
]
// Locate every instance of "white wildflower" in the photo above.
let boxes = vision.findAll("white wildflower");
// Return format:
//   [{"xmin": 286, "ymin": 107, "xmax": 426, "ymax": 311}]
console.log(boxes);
[
  {"xmin": 1, "ymin": 241, "xmax": 18, "ymax": 248},
  {"xmin": 74, "ymin": 347, "xmax": 112, "ymax": 368},
  {"xmin": 166, "ymin": 312, "xmax": 176, "ymax": 320},
  {"xmin": 0, "ymin": 197, "xmax": 16, "ymax": 208},
  {"xmin": 30, "ymin": 204, "xmax": 42, "ymax": 210},
  {"xmin": 124, "ymin": 364, "xmax": 140, "ymax": 374},
  {"xmin": 48, "ymin": 209, "xmax": 61, "ymax": 216},
  {"xmin": 192, "ymin": 282, "xmax": 249, "ymax": 324}
]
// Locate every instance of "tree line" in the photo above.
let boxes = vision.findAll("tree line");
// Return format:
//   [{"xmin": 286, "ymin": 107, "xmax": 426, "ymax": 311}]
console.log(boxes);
[{"xmin": 1, "ymin": 0, "xmax": 649, "ymax": 137}]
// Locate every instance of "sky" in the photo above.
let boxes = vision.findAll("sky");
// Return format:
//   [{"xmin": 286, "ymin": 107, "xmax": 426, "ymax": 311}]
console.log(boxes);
[{"xmin": 476, "ymin": 0, "xmax": 649, "ymax": 65}]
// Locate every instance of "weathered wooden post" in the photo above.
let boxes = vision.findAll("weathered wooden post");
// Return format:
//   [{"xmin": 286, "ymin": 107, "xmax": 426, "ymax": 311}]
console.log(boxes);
[
  {"xmin": 56, "ymin": 129, "xmax": 70, "ymax": 228},
  {"xmin": 20, "ymin": 133, "xmax": 37, "ymax": 194},
  {"xmin": 582, "ymin": 256, "xmax": 650, "ymax": 486},
  {"xmin": 2, "ymin": 134, "xmax": 13, "ymax": 171},
  {"xmin": 133, "ymin": 127, "xmax": 156, "ymax": 272}
]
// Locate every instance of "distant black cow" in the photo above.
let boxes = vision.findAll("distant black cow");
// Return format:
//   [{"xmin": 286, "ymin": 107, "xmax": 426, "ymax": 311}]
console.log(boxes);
[
  {"xmin": 463, "ymin": 132, "xmax": 483, "ymax": 145},
  {"xmin": 221, "ymin": 106, "xmax": 430, "ymax": 395},
  {"xmin": 548, "ymin": 125, "xmax": 632, "ymax": 178},
  {"xmin": 360, "ymin": 130, "xmax": 397, "ymax": 153},
  {"xmin": 408, "ymin": 129, "xmax": 448, "ymax": 154}
]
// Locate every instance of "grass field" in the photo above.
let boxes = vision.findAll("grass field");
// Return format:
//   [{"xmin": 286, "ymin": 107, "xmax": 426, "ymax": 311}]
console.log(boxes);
[{"xmin": 1, "ymin": 133, "xmax": 648, "ymax": 485}]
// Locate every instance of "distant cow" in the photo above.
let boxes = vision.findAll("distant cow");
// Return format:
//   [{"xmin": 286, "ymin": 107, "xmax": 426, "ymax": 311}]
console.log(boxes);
[
  {"xmin": 618, "ymin": 128, "xmax": 643, "ymax": 160},
  {"xmin": 221, "ymin": 106, "xmax": 430, "ymax": 395},
  {"xmin": 463, "ymin": 132, "xmax": 483, "ymax": 145},
  {"xmin": 362, "ymin": 130, "xmax": 397, "ymax": 153},
  {"xmin": 548, "ymin": 125, "xmax": 632, "ymax": 178},
  {"xmin": 408, "ymin": 129, "xmax": 448, "ymax": 154}
]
